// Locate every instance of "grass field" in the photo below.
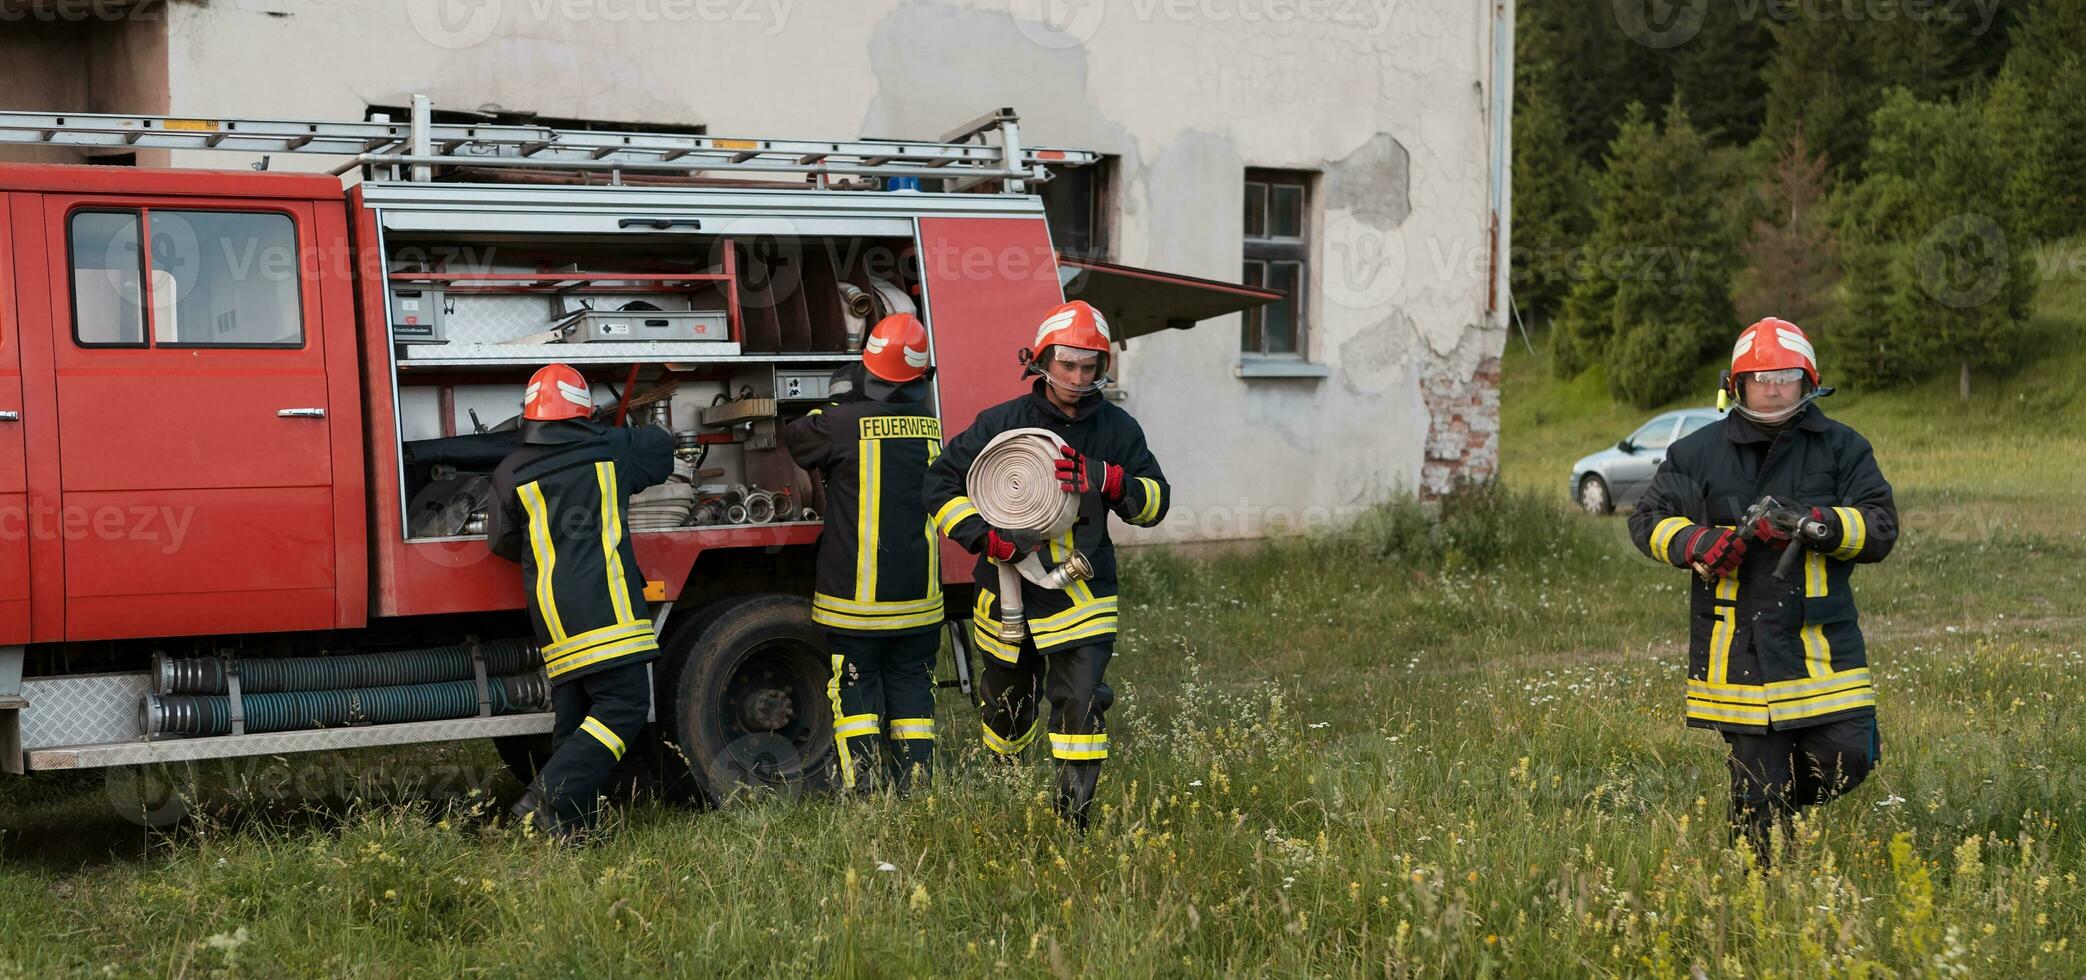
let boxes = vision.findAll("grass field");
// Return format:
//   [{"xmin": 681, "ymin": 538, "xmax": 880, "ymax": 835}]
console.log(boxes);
[{"xmin": 4, "ymin": 285, "xmax": 2084, "ymax": 975}]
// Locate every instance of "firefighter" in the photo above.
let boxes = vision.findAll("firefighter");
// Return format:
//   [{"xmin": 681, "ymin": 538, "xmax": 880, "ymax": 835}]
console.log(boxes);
[
  {"xmin": 925, "ymin": 300, "xmax": 1170, "ymax": 830},
  {"xmin": 784, "ymin": 314, "xmax": 945, "ymax": 795},
  {"xmin": 487, "ymin": 363, "xmax": 675, "ymax": 840},
  {"xmin": 1628, "ymin": 318, "xmax": 1897, "ymax": 863}
]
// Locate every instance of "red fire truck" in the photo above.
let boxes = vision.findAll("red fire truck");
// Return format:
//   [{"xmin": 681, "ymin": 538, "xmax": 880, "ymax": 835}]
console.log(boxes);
[{"xmin": 0, "ymin": 102, "xmax": 1275, "ymax": 801}]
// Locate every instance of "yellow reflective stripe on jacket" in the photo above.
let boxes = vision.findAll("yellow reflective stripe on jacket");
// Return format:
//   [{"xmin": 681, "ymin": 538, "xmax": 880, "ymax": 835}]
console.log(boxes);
[
  {"xmin": 1805, "ymin": 549, "xmax": 1828, "ymax": 598},
  {"xmin": 580, "ymin": 716, "xmax": 626, "ymax": 760},
  {"xmin": 1800, "ymin": 623, "xmax": 1832, "ymax": 678},
  {"xmin": 970, "ymin": 589, "xmax": 1021, "ymax": 663},
  {"xmin": 1831, "ymin": 506, "xmax": 1867, "ymax": 560},
  {"xmin": 1684, "ymin": 678, "xmax": 1769, "ymax": 726},
  {"xmin": 545, "ymin": 634, "xmax": 658, "ymax": 679},
  {"xmin": 814, "ymin": 591, "xmax": 944, "ymax": 617},
  {"xmin": 1706, "ymin": 606, "xmax": 1737, "ymax": 685},
  {"xmin": 1131, "ymin": 477, "xmax": 1163, "ymax": 525},
  {"xmin": 543, "ymin": 620, "xmax": 656, "ymax": 660},
  {"xmin": 595, "ymin": 462, "xmax": 636, "ymax": 624},
  {"xmin": 814, "ymin": 604, "xmax": 946, "ymax": 632},
  {"xmin": 1049, "ymin": 732, "xmax": 1109, "ymax": 760},
  {"xmin": 932, "ymin": 496, "xmax": 979, "ymax": 537},
  {"xmin": 888, "ymin": 718, "xmax": 936, "ymax": 740},
  {"xmin": 1769, "ymin": 674, "xmax": 1877, "ymax": 723},
  {"xmin": 855, "ymin": 440, "xmax": 882, "ymax": 602},
  {"xmin": 517, "ymin": 481, "xmax": 567, "ymax": 643},
  {"xmin": 1650, "ymin": 516, "xmax": 1692, "ymax": 565}
]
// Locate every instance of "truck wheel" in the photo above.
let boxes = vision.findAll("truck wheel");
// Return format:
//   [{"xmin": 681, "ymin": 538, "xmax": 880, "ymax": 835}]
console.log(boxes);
[
  {"xmin": 670, "ymin": 594, "xmax": 835, "ymax": 803},
  {"xmin": 653, "ymin": 594, "xmax": 762, "ymax": 805}
]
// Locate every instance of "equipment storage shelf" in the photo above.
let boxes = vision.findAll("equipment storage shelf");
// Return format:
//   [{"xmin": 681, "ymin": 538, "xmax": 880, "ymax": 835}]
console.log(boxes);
[{"xmin": 384, "ymin": 229, "xmax": 927, "ymax": 544}]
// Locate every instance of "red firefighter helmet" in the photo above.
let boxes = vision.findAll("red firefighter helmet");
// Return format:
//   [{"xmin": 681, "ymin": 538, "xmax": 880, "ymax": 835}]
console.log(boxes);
[
  {"xmin": 1729, "ymin": 316, "xmax": 1819, "ymax": 384},
  {"xmin": 1721, "ymin": 317, "xmax": 1820, "ymax": 422},
  {"xmin": 522, "ymin": 363, "xmax": 594, "ymax": 422},
  {"xmin": 862, "ymin": 313, "xmax": 931, "ymax": 382},
  {"xmin": 1023, "ymin": 300, "xmax": 1113, "ymax": 396}
]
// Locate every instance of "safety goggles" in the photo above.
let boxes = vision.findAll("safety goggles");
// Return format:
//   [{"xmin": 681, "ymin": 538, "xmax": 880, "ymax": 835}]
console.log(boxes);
[{"xmin": 1746, "ymin": 368, "xmax": 1806, "ymax": 385}]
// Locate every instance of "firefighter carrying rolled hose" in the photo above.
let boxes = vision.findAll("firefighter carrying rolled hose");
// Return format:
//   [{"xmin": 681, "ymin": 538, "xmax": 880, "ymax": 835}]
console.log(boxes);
[
  {"xmin": 1628, "ymin": 318, "xmax": 1898, "ymax": 864},
  {"xmin": 925, "ymin": 300, "xmax": 1171, "ymax": 829},
  {"xmin": 487, "ymin": 363, "xmax": 675, "ymax": 841},
  {"xmin": 784, "ymin": 314, "xmax": 945, "ymax": 794}
]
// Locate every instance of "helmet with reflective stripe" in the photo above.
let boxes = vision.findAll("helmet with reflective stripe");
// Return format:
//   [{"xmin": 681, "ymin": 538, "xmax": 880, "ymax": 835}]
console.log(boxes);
[
  {"xmin": 1722, "ymin": 317, "xmax": 1820, "ymax": 424},
  {"xmin": 862, "ymin": 313, "xmax": 931, "ymax": 382},
  {"xmin": 522, "ymin": 363, "xmax": 594, "ymax": 422},
  {"xmin": 1729, "ymin": 317, "xmax": 1818, "ymax": 384},
  {"xmin": 1024, "ymin": 300, "xmax": 1113, "ymax": 396}
]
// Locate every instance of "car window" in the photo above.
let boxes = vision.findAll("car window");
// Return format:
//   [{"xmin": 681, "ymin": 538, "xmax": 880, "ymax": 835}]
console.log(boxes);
[
  {"xmin": 1679, "ymin": 414, "xmax": 1716, "ymax": 436},
  {"xmin": 1629, "ymin": 417, "xmax": 1677, "ymax": 450}
]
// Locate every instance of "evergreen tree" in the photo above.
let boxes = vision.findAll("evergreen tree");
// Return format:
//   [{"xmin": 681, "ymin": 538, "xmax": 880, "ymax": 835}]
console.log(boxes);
[
  {"xmin": 1511, "ymin": 27, "xmax": 1594, "ymax": 324},
  {"xmin": 1555, "ymin": 100, "xmax": 1741, "ymax": 407},
  {"xmin": 1832, "ymin": 90, "xmax": 2035, "ymax": 396}
]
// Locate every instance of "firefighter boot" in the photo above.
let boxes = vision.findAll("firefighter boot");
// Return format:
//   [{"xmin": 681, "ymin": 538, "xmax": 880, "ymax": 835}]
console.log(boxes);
[{"xmin": 1054, "ymin": 760, "xmax": 1102, "ymax": 831}]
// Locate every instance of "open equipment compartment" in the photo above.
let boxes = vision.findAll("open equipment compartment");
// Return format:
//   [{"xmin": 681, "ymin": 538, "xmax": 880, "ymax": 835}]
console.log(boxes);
[{"xmin": 381, "ymin": 221, "xmax": 930, "ymax": 545}]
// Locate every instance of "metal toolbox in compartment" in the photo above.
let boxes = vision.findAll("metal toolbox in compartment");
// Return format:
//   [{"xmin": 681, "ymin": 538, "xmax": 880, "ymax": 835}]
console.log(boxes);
[{"xmin": 559, "ymin": 309, "xmax": 729, "ymax": 343}]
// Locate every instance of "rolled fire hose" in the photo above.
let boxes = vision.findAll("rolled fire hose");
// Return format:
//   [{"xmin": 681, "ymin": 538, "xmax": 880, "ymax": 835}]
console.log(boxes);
[{"xmin": 966, "ymin": 428, "xmax": 1095, "ymax": 644}]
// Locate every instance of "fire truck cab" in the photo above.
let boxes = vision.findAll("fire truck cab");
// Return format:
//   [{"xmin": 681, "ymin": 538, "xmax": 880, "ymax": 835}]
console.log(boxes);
[{"xmin": 0, "ymin": 104, "xmax": 1276, "ymax": 802}]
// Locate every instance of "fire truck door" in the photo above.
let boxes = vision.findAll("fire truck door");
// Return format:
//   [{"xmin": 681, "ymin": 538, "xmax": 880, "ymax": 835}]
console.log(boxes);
[
  {"xmin": 40, "ymin": 197, "xmax": 335, "ymax": 641},
  {"xmin": 0, "ymin": 195, "xmax": 27, "ymax": 644}
]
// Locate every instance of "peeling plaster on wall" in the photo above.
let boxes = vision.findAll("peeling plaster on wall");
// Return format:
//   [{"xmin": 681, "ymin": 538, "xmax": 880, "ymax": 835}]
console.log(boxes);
[
  {"xmin": 1335, "ymin": 309, "xmax": 1418, "ymax": 399},
  {"xmin": 1322, "ymin": 133, "xmax": 1411, "ymax": 229}
]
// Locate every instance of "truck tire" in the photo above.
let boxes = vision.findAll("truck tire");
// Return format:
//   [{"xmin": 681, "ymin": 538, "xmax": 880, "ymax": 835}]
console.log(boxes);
[
  {"xmin": 669, "ymin": 594, "xmax": 835, "ymax": 803},
  {"xmin": 652, "ymin": 593, "xmax": 762, "ymax": 805}
]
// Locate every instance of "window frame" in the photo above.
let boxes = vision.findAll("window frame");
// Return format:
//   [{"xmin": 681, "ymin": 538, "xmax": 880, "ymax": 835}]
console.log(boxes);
[
  {"xmin": 1241, "ymin": 168, "xmax": 1315, "ymax": 361},
  {"xmin": 65, "ymin": 205, "xmax": 309, "ymax": 351}
]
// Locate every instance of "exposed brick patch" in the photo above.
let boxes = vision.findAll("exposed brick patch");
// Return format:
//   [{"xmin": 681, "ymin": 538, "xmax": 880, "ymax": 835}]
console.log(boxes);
[{"xmin": 1420, "ymin": 354, "xmax": 1501, "ymax": 497}]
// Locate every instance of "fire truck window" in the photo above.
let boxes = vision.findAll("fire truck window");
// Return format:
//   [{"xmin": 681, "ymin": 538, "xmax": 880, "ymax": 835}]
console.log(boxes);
[
  {"xmin": 150, "ymin": 211, "xmax": 303, "ymax": 347},
  {"xmin": 68, "ymin": 211, "xmax": 147, "ymax": 347}
]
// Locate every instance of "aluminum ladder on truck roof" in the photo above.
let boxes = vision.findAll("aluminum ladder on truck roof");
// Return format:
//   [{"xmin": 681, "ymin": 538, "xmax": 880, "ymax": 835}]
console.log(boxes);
[{"xmin": 0, "ymin": 97, "xmax": 1095, "ymax": 192}]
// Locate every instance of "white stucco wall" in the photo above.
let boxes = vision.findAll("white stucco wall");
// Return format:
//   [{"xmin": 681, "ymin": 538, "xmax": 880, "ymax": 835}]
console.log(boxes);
[{"xmin": 150, "ymin": 0, "xmax": 1506, "ymax": 541}]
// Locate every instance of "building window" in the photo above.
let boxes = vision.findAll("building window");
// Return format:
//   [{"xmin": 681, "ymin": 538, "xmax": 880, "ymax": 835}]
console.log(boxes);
[
  {"xmin": 1241, "ymin": 169, "xmax": 1312, "ymax": 357},
  {"xmin": 1039, "ymin": 156, "xmax": 1113, "ymax": 261}
]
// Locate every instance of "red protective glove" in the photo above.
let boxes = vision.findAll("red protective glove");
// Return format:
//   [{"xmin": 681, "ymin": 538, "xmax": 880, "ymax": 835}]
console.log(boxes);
[
  {"xmin": 1750, "ymin": 513, "xmax": 1792, "ymax": 550},
  {"xmin": 984, "ymin": 528, "xmax": 1032, "ymax": 562},
  {"xmin": 1683, "ymin": 526, "xmax": 1747, "ymax": 579},
  {"xmin": 1055, "ymin": 445, "xmax": 1124, "ymax": 501}
]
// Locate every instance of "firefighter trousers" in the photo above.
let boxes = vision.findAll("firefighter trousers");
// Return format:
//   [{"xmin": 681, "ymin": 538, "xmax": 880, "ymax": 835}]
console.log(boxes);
[
  {"xmin": 536, "ymin": 661, "xmax": 652, "ymax": 835},
  {"xmin": 1723, "ymin": 716, "xmax": 1879, "ymax": 863},
  {"xmin": 978, "ymin": 639, "xmax": 1113, "ymax": 828},
  {"xmin": 827, "ymin": 630, "xmax": 940, "ymax": 794}
]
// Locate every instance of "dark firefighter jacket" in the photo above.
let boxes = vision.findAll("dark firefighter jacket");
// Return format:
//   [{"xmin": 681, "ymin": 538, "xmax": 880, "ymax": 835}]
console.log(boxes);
[
  {"xmin": 783, "ymin": 377, "xmax": 945, "ymax": 636},
  {"xmin": 488, "ymin": 419, "xmax": 676, "ymax": 683},
  {"xmin": 925, "ymin": 379, "xmax": 1170, "ymax": 660},
  {"xmin": 1627, "ymin": 404, "xmax": 1897, "ymax": 734}
]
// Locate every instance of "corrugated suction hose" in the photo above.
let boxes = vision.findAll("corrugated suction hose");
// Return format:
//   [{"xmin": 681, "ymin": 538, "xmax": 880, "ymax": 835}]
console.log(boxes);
[
  {"xmin": 141, "ymin": 675, "xmax": 550, "ymax": 739},
  {"xmin": 965, "ymin": 427, "xmax": 1095, "ymax": 644}
]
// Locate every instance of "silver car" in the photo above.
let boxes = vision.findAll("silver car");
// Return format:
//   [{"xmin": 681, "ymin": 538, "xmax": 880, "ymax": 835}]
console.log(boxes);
[{"xmin": 1570, "ymin": 408, "xmax": 1722, "ymax": 514}]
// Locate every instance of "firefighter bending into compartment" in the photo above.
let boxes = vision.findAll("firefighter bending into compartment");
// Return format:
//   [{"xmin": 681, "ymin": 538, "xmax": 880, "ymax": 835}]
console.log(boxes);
[
  {"xmin": 1629, "ymin": 318, "xmax": 1897, "ymax": 863},
  {"xmin": 785, "ymin": 314, "xmax": 945, "ymax": 794},
  {"xmin": 488, "ymin": 363, "xmax": 675, "ymax": 840},
  {"xmin": 925, "ymin": 300, "xmax": 1170, "ymax": 829}
]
